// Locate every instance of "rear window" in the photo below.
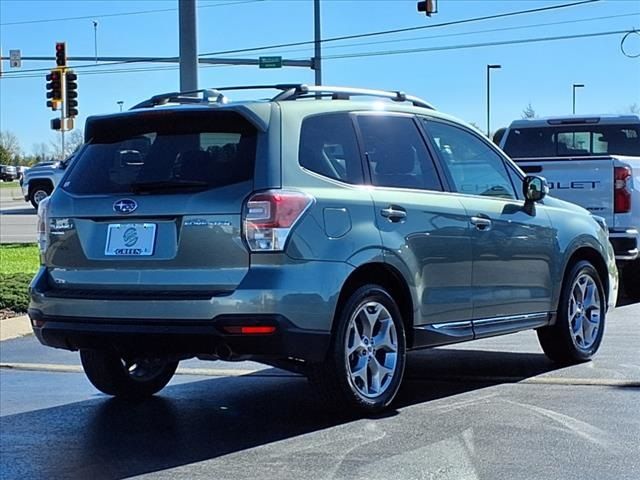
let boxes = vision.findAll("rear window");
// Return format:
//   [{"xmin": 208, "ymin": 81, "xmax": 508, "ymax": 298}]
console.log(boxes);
[
  {"xmin": 503, "ymin": 124, "xmax": 640, "ymax": 158},
  {"xmin": 64, "ymin": 111, "xmax": 257, "ymax": 195}
]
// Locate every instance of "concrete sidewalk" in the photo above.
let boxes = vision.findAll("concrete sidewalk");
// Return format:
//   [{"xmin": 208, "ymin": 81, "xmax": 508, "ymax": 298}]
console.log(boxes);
[{"xmin": 0, "ymin": 315, "xmax": 32, "ymax": 341}]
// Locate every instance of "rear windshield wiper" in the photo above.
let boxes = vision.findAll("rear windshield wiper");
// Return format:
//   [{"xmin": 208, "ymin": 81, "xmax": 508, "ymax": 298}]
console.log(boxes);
[{"xmin": 130, "ymin": 179, "xmax": 209, "ymax": 193}]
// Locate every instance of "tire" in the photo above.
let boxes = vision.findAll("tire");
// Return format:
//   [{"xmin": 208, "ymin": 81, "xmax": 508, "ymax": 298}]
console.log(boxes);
[
  {"xmin": 622, "ymin": 259, "xmax": 640, "ymax": 302},
  {"xmin": 80, "ymin": 349, "xmax": 178, "ymax": 399},
  {"xmin": 29, "ymin": 185, "xmax": 52, "ymax": 209},
  {"xmin": 308, "ymin": 284, "xmax": 406, "ymax": 414},
  {"xmin": 537, "ymin": 260, "xmax": 606, "ymax": 363}
]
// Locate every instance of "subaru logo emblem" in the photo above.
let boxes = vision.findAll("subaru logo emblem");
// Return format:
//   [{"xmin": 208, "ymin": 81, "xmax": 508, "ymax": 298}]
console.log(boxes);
[{"xmin": 113, "ymin": 199, "xmax": 138, "ymax": 214}]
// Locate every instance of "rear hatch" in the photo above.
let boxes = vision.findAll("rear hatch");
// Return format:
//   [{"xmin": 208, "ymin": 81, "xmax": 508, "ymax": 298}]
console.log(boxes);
[
  {"xmin": 44, "ymin": 108, "xmax": 261, "ymax": 296},
  {"xmin": 502, "ymin": 122, "xmax": 640, "ymax": 226}
]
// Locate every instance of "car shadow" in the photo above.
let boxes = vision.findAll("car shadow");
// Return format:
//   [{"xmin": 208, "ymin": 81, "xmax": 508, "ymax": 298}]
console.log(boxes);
[{"xmin": 0, "ymin": 347, "xmax": 565, "ymax": 479}]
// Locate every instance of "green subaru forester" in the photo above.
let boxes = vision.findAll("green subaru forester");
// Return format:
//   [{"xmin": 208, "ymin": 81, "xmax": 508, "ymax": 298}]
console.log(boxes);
[{"xmin": 30, "ymin": 85, "xmax": 618, "ymax": 413}]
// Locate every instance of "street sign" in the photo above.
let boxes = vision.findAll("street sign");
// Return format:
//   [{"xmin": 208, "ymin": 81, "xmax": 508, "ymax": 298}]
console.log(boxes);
[
  {"xmin": 9, "ymin": 49, "xmax": 21, "ymax": 68},
  {"xmin": 259, "ymin": 56, "xmax": 282, "ymax": 69}
]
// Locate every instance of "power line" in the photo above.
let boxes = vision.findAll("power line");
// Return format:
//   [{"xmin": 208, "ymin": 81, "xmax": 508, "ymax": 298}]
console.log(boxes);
[
  {"xmin": 251, "ymin": 11, "xmax": 639, "ymax": 58},
  {"xmin": 0, "ymin": 0, "xmax": 604, "ymax": 76},
  {"xmin": 323, "ymin": 29, "xmax": 630, "ymax": 61},
  {"xmin": 2, "ymin": 28, "xmax": 631, "ymax": 80},
  {"xmin": 198, "ymin": 0, "xmax": 603, "ymax": 57},
  {"xmin": 0, "ymin": 0, "xmax": 263, "ymax": 26}
]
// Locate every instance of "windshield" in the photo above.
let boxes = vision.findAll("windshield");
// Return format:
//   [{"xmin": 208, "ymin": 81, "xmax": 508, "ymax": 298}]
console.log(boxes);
[
  {"xmin": 503, "ymin": 124, "xmax": 640, "ymax": 158},
  {"xmin": 63, "ymin": 111, "xmax": 257, "ymax": 195}
]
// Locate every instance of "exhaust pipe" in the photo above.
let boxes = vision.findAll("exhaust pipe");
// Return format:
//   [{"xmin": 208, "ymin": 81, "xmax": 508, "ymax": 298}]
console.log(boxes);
[{"xmin": 215, "ymin": 343, "xmax": 233, "ymax": 361}]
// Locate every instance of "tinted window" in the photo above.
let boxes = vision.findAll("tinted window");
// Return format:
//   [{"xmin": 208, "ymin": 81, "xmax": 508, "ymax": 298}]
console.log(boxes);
[
  {"xmin": 299, "ymin": 113, "xmax": 364, "ymax": 184},
  {"xmin": 357, "ymin": 115, "xmax": 441, "ymax": 191},
  {"xmin": 503, "ymin": 124, "xmax": 640, "ymax": 157},
  {"xmin": 65, "ymin": 111, "xmax": 256, "ymax": 195},
  {"xmin": 425, "ymin": 120, "xmax": 516, "ymax": 199}
]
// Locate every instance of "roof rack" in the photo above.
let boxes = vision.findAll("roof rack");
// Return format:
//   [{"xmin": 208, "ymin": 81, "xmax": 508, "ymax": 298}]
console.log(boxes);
[
  {"xmin": 130, "ymin": 88, "xmax": 231, "ymax": 109},
  {"xmin": 271, "ymin": 85, "xmax": 435, "ymax": 110},
  {"xmin": 129, "ymin": 84, "xmax": 435, "ymax": 110},
  {"xmin": 129, "ymin": 84, "xmax": 306, "ymax": 110}
]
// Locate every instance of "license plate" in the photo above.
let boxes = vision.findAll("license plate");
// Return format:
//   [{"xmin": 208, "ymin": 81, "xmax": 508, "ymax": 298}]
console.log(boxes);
[{"xmin": 105, "ymin": 223, "xmax": 156, "ymax": 256}]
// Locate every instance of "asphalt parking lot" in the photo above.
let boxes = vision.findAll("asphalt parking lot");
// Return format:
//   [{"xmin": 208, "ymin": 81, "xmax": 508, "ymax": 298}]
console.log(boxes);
[{"xmin": 1, "ymin": 302, "xmax": 638, "ymax": 480}]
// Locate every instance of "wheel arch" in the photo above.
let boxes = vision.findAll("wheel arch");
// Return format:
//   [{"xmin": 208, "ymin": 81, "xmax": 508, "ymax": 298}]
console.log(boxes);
[
  {"xmin": 28, "ymin": 178, "xmax": 54, "ymax": 194},
  {"xmin": 334, "ymin": 262, "xmax": 416, "ymax": 348},
  {"xmin": 561, "ymin": 246, "xmax": 610, "ymax": 308}
]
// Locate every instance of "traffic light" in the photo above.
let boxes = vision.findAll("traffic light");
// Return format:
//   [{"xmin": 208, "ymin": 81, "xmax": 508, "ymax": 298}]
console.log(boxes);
[
  {"xmin": 55, "ymin": 42, "xmax": 66, "ymax": 67},
  {"xmin": 417, "ymin": 0, "xmax": 436, "ymax": 16},
  {"xmin": 46, "ymin": 70, "xmax": 62, "ymax": 109},
  {"xmin": 65, "ymin": 70, "xmax": 78, "ymax": 117}
]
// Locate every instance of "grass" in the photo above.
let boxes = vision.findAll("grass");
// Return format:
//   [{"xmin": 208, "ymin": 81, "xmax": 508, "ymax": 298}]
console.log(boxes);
[
  {"xmin": 0, "ymin": 244, "xmax": 39, "ymax": 314},
  {"xmin": 0, "ymin": 181, "xmax": 20, "ymax": 189}
]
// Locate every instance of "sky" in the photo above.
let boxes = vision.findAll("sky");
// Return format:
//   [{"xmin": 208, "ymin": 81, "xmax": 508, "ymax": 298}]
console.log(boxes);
[{"xmin": 1, "ymin": 0, "xmax": 639, "ymax": 156}]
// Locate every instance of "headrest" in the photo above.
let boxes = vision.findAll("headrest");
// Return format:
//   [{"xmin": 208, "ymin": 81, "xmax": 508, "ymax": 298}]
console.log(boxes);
[{"xmin": 375, "ymin": 144, "xmax": 415, "ymax": 175}]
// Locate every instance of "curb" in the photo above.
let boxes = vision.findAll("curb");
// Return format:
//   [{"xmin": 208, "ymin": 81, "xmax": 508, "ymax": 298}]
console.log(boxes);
[{"xmin": 0, "ymin": 315, "xmax": 32, "ymax": 341}]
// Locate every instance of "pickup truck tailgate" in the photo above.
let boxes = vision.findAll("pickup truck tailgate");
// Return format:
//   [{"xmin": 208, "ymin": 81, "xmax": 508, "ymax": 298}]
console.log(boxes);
[{"xmin": 516, "ymin": 157, "xmax": 614, "ymax": 225}]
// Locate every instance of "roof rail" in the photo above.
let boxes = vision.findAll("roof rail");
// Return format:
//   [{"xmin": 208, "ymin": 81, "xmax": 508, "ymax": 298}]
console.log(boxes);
[
  {"xmin": 271, "ymin": 85, "xmax": 435, "ymax": 110},
  {"xmin": 130, "ymin": 88, "xmax": 234, "ymax": 109},
  {"xmin": 129, "ymin": 84, "xmax": 435, "ymax": 110},
  {"xmin": 129, "ymin": 84, "xmax": 304, "ymax": 110}
]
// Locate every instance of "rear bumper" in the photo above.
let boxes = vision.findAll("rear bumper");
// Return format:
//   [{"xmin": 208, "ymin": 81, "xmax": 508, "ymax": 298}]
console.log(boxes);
[
  {"xmin": 28, "ymin": 259, "xmax": 353, "ymax": 361},
  {"xmin": 609, "ymin": 228, "xmax": 639, "ymax": 261},
  {"xmin": 28, "ymin": 310, "xmax": 330, "ymax": 362}
]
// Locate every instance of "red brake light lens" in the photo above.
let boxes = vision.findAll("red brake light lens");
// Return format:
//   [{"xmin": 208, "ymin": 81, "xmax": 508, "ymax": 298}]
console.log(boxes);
[
  {"xmin": 614, "ymin": 166, "xmax": 632, "ymax": 214},
  {"xmin": 243, "ymin": 190, "xmax": 313, "ymax": 251},
  {"xmin": 222, "ymin": 325, "xmax": 277, "ymax": 335}
]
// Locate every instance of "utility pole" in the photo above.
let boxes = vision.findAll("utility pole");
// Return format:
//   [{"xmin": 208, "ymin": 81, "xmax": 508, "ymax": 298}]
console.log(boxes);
[
  {"xmin": 178, "ymin": 0, "xmax": 198, "ymax": 92},
  {"xmin": 313, "ymin": 0, "xmax": 322, "ymax": 86}
]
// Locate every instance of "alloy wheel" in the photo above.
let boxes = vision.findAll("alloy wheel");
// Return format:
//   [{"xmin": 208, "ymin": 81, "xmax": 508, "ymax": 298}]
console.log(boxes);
[{"xmin": 344, "ymin": 301, "xmax": 398, "ymax": 399}]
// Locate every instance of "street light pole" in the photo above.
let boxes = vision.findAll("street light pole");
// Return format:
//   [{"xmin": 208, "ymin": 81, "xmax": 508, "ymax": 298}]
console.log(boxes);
[
  {"xmin": 93, "ymin": 21, "xmax": 98, "ymax": 64},
  {"xmin": 117, "ymin": 101, "xmax": 124, "ymax": 112},
  {"xmin": 486, "ymin": 64, "xmax": 501, "ymax": 138},
  {"xmin": 572, "ymin": 83, "xmax": 584, "ymax": 114}
]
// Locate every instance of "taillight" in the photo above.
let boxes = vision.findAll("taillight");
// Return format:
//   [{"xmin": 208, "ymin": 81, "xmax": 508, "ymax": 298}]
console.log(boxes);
[
  {"xmin": 243, "ymin": 190, "xmax": 313, "ymax": 252},
  {"xmin": 36, "ymin": 197, "xmax": 50, "ymax": 255},
  {"xmin": 614, "ymin": 166, "xmax": 632, "ymax": 214}
]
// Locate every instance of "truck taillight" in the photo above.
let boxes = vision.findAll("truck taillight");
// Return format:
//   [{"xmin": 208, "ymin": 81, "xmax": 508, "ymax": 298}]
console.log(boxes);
[
  {"xmin": 36, "ymin": 196, "xmax": 50, "ymax": 255},
  {"xmin": 243, "ymin": 190, "xmax": 313, "ymax": 252},
  {"xmin": 614, "ymin": 166, "xmax": 632, "ymax": 214}
]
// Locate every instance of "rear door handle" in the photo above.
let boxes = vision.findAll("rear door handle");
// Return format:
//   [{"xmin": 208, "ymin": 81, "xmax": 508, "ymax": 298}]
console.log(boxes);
[
  {"xmin": 380, "ymin": 206, "xmax": 407, "ymax": 222},
  {"xmin": 470, "ymin": 216, "xmax": 492, "ymax": 231}
]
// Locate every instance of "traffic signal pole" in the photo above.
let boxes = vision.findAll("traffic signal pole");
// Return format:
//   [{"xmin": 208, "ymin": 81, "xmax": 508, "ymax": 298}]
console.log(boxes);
[
  {"xmin": 313, "ymin": 0, "xmax": 322, "ymax": 86},
  {"xmin": 60, "ymin": 69, "xmax": 66, "ymax": 155},
  {"xmin": 178, "ymin": 0, "xmax": 198, "ymax": 92}
]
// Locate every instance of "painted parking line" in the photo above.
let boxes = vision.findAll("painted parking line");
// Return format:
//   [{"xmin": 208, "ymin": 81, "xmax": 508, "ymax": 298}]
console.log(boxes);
[
  {"xmin": 0, "ymin": 362, "xmax": 297, "ymax": 378},
  {"xmin": 2, "ymin": 362, "xmax": 638, "ymax": 387}
]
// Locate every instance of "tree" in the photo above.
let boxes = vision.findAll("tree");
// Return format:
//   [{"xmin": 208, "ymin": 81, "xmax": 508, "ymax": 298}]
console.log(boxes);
[
  {"xmin": 628, "ymin": 103, "xmax": 640, "ymax": 114},
  {"xmin": 49, "ymin": 129, "xmax": 84, "ymax": 159},
  {"xmin": 0, "ymin": 131, "xmax": 22, "ymax": 165},
  {"xmin": 521, "ymin": 103, "xmax": 537, "ymax": 119},
  {"xmin": 32, "ymin": 142, "xmax": 50, "ymax": 163}
]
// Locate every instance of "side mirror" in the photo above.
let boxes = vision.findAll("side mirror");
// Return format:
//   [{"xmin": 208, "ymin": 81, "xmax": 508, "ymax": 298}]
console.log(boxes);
[{"xmin": 523, "ymin": 175, "xmax": 548, "ymax": 203}]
